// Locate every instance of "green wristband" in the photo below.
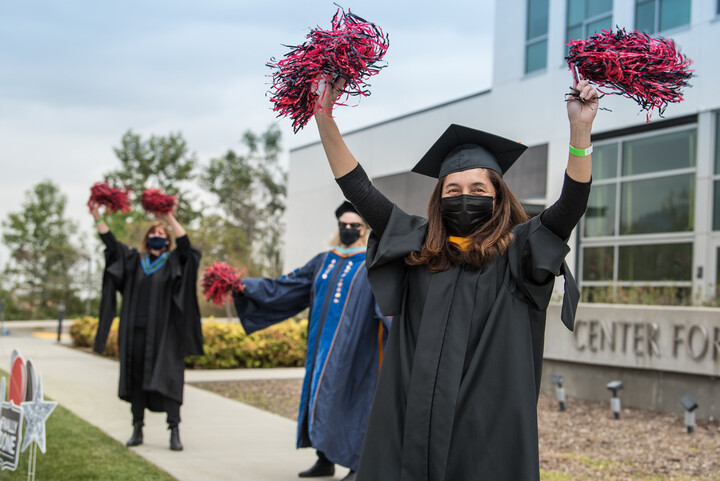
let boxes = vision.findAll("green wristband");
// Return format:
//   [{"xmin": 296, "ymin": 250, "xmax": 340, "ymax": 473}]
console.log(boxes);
[
  {"xmin": 569, "ymin": 144, "xmax": 593, "ymax": 157},
  {"xmin": 94, "ymin": 218, "xmax": 105, "ymax": 225}
]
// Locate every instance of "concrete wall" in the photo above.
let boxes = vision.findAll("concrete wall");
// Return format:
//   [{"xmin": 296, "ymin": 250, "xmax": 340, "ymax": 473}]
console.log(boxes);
[{"xmin": 540, "ymin": 360, "xmax": 720, "ymax": 421}]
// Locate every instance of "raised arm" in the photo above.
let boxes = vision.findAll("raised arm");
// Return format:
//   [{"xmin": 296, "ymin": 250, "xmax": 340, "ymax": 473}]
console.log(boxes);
[
  {"xmin": 89, "ymin": 201, "xmax": 110, "ymax": 235},
  {"xmin": 314, "ymin": 77, "xmax": 394, "ymax": 235},
  {"xmin": 565, "ymin": 78, "xmax": 598, "ymax": 183},
  {"xmin": 314, "ymin": 77, "xmax": 359, "ymax": 178},
  {"xmin": 539, "ymin": 80, "xmax": 599, "ymax": 240},
  {"xmin": 160, "ymin": 211, "xmax": 186, "ymax": 239}
]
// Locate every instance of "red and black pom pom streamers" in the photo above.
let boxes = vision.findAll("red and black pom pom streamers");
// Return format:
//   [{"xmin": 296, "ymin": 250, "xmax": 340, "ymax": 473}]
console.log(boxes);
[
  {"xmin": 88, "ymin": 182, "xmax": 132, "ymax": 214},
  {"xmin": 141, "ymin": 188, "xmax": 177, "ymax": 215},
  {"xmin": 566, "ymin": 28, "xmax": 693, "ymax": 121},
  {"xmin": 267, "ymin": 6, "xmax": 389, "ymax": 133},
  {"xmin": 202, "ymin": 262, "xmax": 246, "ymax": 306}
]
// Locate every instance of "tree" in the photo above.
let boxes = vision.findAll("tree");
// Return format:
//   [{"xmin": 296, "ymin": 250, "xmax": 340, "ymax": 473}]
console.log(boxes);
[
  {"xmin": 200, "ymin": 125, "xmax": 286, "ymax": 277},
  {"xmin": 104, "ymin": 130, "xmax": 200, "ymax": 237},
  {"xmin": 1, "ymin": 181, "xmax": 83, "ymax": 319}
]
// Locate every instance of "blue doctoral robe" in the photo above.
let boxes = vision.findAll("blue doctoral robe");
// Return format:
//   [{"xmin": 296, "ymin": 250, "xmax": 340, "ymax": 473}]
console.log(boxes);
[{"xmin": 233, "ymin": 249, "xmax": 389, "ymax": 470}]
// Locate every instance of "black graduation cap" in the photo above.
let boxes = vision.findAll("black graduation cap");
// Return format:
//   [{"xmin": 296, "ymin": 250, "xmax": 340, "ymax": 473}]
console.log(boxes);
[
  {"xmin": 412, "ymin": 124, "xmax": 528, "ymax": 178},
  {"xmin": 335, "ymin": 200, "xmax": 360, "ymax": 219}
]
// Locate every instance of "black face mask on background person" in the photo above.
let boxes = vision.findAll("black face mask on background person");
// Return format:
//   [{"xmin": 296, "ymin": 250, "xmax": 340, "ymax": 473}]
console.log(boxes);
[
  {"xmin": 440, "ymin": 194, "xmax": 494, "ymax": 237},
  {"xmin": 147, "ymin": 235, "xmax": 168, "ymax": 251},
  {"xmin": 339, "ymin": 227, "xmax": 362, "ymax": 246}
]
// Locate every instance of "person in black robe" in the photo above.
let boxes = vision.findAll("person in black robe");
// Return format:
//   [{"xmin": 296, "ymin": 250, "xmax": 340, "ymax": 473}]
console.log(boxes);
[
  {"xmin": 89, "ymin": 202, "xmax": 203, "ymax": 451},
  {"xmin": 311, "ymin": 77, "xmax": 600, "ymax": 480}
]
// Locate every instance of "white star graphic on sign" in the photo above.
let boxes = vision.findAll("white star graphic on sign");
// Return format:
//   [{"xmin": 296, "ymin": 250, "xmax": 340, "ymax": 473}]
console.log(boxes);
[{"xmin": 20, "ymin": 374, "xmax": 57, "ymax": 454}]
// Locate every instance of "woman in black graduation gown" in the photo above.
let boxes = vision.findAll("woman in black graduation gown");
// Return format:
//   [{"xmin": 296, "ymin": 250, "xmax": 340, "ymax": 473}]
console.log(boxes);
[
  {"xmin": 312, "ymin": 78, "xmax": 599, "ymax": 481},
  {"xmin": 89, "ymin": 203, "xmax": 203, "ymax": 451}
]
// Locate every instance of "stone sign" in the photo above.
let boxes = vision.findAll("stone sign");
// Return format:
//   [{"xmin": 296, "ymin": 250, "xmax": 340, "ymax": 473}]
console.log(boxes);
[{"xmin": 545, "ymin": 303, "xmax": 720, "ymax": 376}]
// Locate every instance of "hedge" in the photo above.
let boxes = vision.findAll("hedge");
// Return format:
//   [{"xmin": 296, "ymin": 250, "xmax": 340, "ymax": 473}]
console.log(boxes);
[{"xmin": 70, "ymin": 316, "xmax": 308, "ymax": 369}]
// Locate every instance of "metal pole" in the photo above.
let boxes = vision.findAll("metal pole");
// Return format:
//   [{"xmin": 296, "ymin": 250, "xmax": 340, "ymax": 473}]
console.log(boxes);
[
  {"xmin": 57, "ymin": 300, "xmax": 65, "ymax": 343},
  {"xmin": 0, "ymin": 299, "xmax": 5, "ymax": 336},
  {"xmin": 85, "ymin": 256, "xmax": 92, "ymax": 317}
]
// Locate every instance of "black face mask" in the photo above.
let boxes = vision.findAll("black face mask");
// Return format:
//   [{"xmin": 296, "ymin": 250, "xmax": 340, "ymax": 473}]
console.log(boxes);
[
  {"xmin": 147, "ymin": 235, "xmax": 168, "ymax": 250},
  {"xmin": 440, "ymin": 195, "xmax": 494, "ymax": 237},
  {"xmin": 339, "ymin": 227, "xmax": 362, "ymax": 246}
]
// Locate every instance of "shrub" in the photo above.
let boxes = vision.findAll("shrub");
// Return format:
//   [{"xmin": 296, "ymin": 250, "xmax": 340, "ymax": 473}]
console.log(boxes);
[
  {"xmin": 69, "ymin": 316, "xmax": 120, "ymax": 357},
  {"xmin": 70, "ymin": 316, "xmax": 307, "ymax": 369}
]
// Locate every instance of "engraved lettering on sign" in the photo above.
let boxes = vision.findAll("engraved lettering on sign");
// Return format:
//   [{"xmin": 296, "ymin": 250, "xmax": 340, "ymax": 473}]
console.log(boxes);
[
  {"xmin": 588, "ymin": 320, "xmax": 599, "ymax": 352},
  {"xmin": 647, "ymin": 323, "xmax": 661, "ymax": 358},
  {"xmin": 633, "ymin": 323, "xmax": 645, "ymax": 357},
  {"xmin": 687, "ymin": 325, "xmax": 709, "ymax": 361},
  {"xmin": 600, "ymin": 322, "xmax": 616, "ymax": 352},
  {"xmin": 673, "ymin": 325, "xmax": 685, "ymax": 358},
  {"xmin": 573, "ymin": 320, "xmax": 586, "ymax": 351}
]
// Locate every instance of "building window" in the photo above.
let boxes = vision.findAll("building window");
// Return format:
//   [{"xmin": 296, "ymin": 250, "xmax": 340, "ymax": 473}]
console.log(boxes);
[
  {"xmin": 714, "ymin": 112, "xmax": 720, "ymax": 230},
  {"xmin": 635, "ymin": 0, "xmax": 691, "ymax": 34},
  {"xmin": 580, "ymin": 126, "xmax": 697, "ymax": 304},
  {"xmin": 526, "ymin": 0, "xmax": 549, "ymax": 73},
  {"xmin": 566, "ymin": 0, "xmax": 613, "ymax": 47},
  {"xmin": 716, "ymin": 247, "xmax": 720, "ymax": 298}
]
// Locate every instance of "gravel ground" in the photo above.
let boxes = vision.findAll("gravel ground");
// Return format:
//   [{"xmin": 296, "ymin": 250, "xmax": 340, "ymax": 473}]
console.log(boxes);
[{"xmin": 192, "ymin": 379, "xmax": 720, "ymax": 481}]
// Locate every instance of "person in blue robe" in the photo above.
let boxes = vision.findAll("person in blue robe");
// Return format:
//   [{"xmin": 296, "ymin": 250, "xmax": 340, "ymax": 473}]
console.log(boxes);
[{"xmin": 233, "ymin": 201, "xmax": 389, "ymax": 481}]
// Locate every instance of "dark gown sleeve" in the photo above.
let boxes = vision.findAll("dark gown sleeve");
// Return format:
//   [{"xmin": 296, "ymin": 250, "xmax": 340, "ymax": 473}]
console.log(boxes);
[
  {"xmin": 335, "ymin": 163, "xmax": 395, "ymax": 236},
  {"xmin": 508, "ymin": 176, "xmax": 589, "ymax": 332},
  {"xmin": 174, "ymin": 234, "xmax": 191, "ymax": 262},
  {"xmin": 171, "ymin": 236, "xmax": 204, "ymax": 356},
  {"xmin": 94, "ymin": 231, "xmax": 134, "ymax": 354},
  {"xmin": 540, "ymin": 172, "xmax": 591, "ymax": 241},
  {"xmin": 233, "ymin": 253, "xmax": 325, "ymax": 335},
  {"xmin": 365, "ymin": 205, "xmax": 428, "ymax": 316}
]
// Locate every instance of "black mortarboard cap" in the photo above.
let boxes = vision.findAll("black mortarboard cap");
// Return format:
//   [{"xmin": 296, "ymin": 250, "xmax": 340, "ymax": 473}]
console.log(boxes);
[
  {"xmin": 412, "ymin": 124, "xmax": 528, "ymax": 178},
  {"xmin": 335, "ymin": 200, "xmax": 360, "ymax": 219}
]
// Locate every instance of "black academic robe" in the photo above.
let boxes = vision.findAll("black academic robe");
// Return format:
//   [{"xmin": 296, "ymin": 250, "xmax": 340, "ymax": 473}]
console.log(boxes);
[
  {"xmin": 356, "ymin": 206, "xmax": 578, "ymax": 481},
  {"xmin": 94, "ymin": 236, "xmax": 204, "ymax": 406}
]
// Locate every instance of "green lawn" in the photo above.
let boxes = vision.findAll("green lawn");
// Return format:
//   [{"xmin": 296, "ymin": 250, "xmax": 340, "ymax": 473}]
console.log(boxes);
[{"xmin": 0, "ymin": 374, "xmax": 176, "ymax": 481}]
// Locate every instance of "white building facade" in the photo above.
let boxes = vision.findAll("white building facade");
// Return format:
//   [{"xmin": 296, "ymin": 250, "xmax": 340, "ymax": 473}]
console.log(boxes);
[{"xmin": 285, "ymin": 0, "xmax": 720, "ymax": 417}]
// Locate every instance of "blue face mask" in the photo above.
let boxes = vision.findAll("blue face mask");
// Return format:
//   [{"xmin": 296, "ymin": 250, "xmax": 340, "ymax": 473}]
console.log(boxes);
[{"xmin": 147, "ymin": 235, "xmax": 168, "ymax": 250}]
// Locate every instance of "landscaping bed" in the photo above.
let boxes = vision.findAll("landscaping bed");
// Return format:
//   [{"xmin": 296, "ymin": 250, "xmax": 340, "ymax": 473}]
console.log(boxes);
[{"xmin": 193, "ymin": 379, "xmax": 720, "ymax": 481}]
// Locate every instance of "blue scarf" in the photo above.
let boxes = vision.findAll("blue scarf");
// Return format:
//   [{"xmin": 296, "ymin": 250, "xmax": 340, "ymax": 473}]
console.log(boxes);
[
  {"xmin": 141, "ymin": 252, "xmax": 169, "ymax": 276},
  {"xmin": 334, "ymin": 245, "xmax": 366, "ymax": 256}
]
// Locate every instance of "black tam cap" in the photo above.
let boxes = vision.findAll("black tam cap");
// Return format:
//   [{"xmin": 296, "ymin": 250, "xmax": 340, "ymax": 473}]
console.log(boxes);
[
  {"xmin": 335, "ymin": 201, "xmax": 360, "ymax": 219},
  {"xmin": 412, "ymin": 124, "xmax": 528, "ymax": 178}
]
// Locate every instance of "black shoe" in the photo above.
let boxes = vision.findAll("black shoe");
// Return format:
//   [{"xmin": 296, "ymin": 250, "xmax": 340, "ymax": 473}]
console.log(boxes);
[
  {"xmin": 298, "ymin": 458, "xmax": 335, "ymax": 477},
  {"xmin": 169, "ymin": 426, "xmax": 183, "ymax": 451},
  {"xmin": 341, "ymin": 470, "xmax": 357, "ymax": 481},
  {"xmin": 126, "ymin": 424, "xmax": 143, "ymax": 447}
]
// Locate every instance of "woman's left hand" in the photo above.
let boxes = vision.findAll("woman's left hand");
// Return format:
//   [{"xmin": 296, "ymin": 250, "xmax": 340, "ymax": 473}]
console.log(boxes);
[{"xmin": 566, "ymin": 79, "xmax": 599, "ymax": 128}]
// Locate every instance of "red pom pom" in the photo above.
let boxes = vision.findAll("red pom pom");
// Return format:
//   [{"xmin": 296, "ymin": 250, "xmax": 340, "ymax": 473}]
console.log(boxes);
[
  {"xmin": 267, "ymin": 7, "xmax": 389, "ymax": 133},
  {"xmin": 567, "ymin": 28, "xmax": 693, "ymax": 121},
  {"xmin": 202, "ymin": 262, "xmax": 246, "ymax": 306},
  {"xmin": 88, "ymin": 182, "xmax": 132, "ymax": 214},
  {"xmin": 141, "ymin": 188, "xmax": 177, "ymax": 215}
]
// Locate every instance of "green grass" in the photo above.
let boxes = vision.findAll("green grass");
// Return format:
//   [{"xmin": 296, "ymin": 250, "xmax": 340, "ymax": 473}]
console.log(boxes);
[
  {"xmin": 0, "ymin": 374, "xmax": 176, "ymax": 481},
  {"xmin": 540, "ymin": 470, "xmax": 574, "ymax": 480}
]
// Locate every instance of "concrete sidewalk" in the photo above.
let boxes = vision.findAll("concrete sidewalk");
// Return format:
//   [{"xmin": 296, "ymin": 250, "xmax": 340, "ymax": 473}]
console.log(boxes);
[{"xmin": 0, "ymin": 329, "xmax": 351, "ymax": 481}]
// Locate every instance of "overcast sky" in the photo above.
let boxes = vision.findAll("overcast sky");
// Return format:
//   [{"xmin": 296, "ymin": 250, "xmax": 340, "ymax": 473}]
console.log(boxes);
[{"xmin": 0, "ymin": 0, "xmax": 495, "ymax": 267}]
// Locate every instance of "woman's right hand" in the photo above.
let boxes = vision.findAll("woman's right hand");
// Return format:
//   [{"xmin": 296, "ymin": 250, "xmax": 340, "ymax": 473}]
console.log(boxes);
[
  {"xmin": 314, "ymin": 75, "xmax": 347, "ymax": 118},
  {"xmin": 89, "ymin": 201, "xmax": 110, "ymax": 233},
  {"xmin": 89, "ymin": 201, "xmax": 102, "ymax": 220}
]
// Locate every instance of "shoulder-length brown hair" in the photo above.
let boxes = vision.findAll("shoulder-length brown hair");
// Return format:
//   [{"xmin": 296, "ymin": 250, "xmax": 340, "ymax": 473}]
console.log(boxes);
[
  {"xmin": 138, "ymin": 221, "xmax": 175, "ymax": 254},
  {"xmin": 406, "ymin": 169, "xmax": 529, "ymax": 273}
]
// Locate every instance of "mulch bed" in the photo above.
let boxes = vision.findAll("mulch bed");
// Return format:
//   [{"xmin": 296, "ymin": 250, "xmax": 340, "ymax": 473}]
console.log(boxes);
[{"xmin": 192, "ymin": 379, "xmax": 720, "ymax": 481}]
